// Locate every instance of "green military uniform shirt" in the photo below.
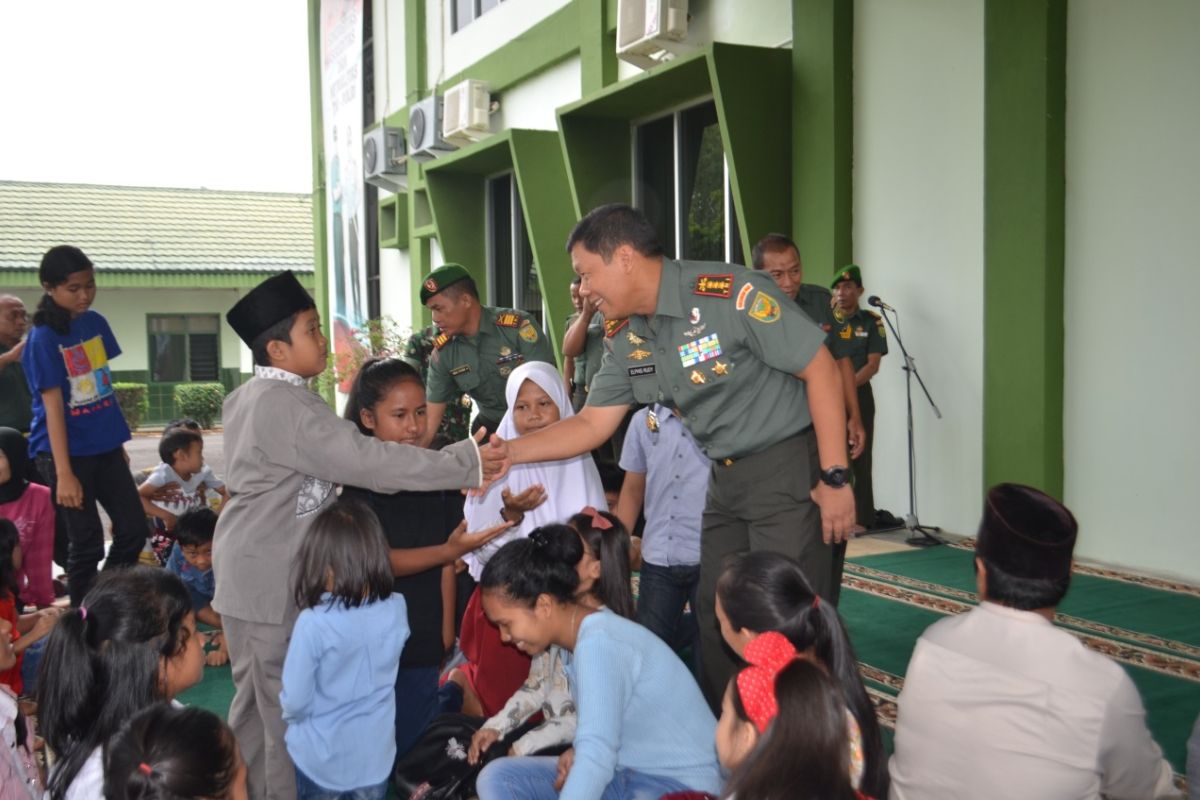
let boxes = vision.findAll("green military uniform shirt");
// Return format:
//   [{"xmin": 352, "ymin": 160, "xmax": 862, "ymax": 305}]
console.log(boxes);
[
  {"xmin": 402, "ymin": 325, "xmax": 471, "ymax": 443},
  {"xmin": 0, "ymin": 342, "xmax": 32, "ymax": 432},
  {"xmin": 587, "ymin": 259, "xmax": 827, "ymax": 460},
  {"xmin": 831, "ymin": 306, "xmax": 888, "ymax": 370},
  {"xmin": 567, "ymin": 311, "xmax": 606, "ymax": 392},
  {"xmin": 427, "ymin": 306, "xmax": 556, "ymax": 422}
]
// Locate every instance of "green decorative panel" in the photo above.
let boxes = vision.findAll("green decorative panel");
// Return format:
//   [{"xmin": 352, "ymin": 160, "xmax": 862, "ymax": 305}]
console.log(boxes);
[
  {"xmin": 378, "ymin": 192, "xmax": 409, "ymax": 249},
  {"xmin": 982, "ymin": 0, "xmax": 1066, "ymax": 496}
]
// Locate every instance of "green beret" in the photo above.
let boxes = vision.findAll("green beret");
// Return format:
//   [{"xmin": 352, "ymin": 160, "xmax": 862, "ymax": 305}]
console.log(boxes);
[
  {"xmin": 420, "ymin": 264, "xmax": 471, "ymax": 304},
  {"xmin": 831, "ymin": 264, "xmax": 863, "ymax": 289}
]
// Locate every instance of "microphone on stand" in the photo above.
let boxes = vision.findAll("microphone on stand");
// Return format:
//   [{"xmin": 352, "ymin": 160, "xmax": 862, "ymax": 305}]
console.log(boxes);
[{"xmin": 867, "ymin": 295, "xmax": 895, "ymax": 312}]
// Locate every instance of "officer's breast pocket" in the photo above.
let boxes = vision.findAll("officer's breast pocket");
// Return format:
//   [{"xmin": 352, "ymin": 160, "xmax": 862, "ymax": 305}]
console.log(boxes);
[
  {"xmin": 628, "ymin": 366, "xmax": 660, "ymax": 405},
  {"xmin": 451, "ymin": 367, "xmax": 480, "ymax": 393}
]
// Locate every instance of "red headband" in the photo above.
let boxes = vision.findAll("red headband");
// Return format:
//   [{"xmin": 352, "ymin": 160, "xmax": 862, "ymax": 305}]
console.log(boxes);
[
  {"xmin": 736, "ymin": 631, "xmax": 798, "ymax": 733},
  {"xmin": 580, "ymin": 506, "xmax": 612, "ymax": 530}
]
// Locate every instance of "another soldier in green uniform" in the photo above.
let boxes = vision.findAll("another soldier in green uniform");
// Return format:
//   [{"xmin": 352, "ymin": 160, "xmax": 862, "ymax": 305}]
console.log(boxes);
[
  {"xmin": 753, "ymin": 234, "xmax": 866, "ymax": 604},
  {"xmin": 0, "ymin": 295, "xmax": 32, "ymax": 432},
  {"xmin": 482, "ymin": 205, "xmax": 855, "ymax": 708},
  {"xmin": 831, "ymin": 264, "xmax": 888, "ymax": 532},
  {"xmin": 401, "ymin": 323, "xmax": 471, "ymax": 446},
  {"xmin": 420, "ymin": 264, "xmax": 556, "ymax": 445},
  {"xmin": 562, "ymin": 278, "xmax": 606, "ymax": 413}
]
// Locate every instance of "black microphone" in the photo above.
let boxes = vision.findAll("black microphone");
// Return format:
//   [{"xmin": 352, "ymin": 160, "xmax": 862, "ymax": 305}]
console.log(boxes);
[{"xmin": 867, "ymin": 295, "xmax": 894, "ymax": 312}]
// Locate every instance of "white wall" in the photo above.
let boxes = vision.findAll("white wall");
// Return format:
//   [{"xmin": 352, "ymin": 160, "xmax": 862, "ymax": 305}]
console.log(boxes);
[
  {"xmin": 493, "ymin": 56, "xmax": 581, "ymax": 131},
  {"xmin": 375, "ymin": 0, "xmax": 408, "ymax": 120},
  {"xmin": 1063, "ymin": 0, "xmax": 1200, "ymax": 580},
  {"xmin": 429, "ymin": 0, "xmax": 571, "ymax": 88},
  {"xmin": 853, "ymin": 0, "xmax": 985, "ymax": 536},
  {"xmin": 378, "ymin": 247, "xmax": 413, "ymax": 327},
  {"xmin": 687, "ymin": 0, "xmax": 792, "ymax": 48}
]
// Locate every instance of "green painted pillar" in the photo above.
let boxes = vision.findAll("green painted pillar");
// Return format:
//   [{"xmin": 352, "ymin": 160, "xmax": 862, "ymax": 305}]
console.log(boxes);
[
  {"xmin": 307, "ymin": 0, "xmax": 334, "ymax": 403},
  {"xmin": 982, "ymin": 0, "xmax": 1066, "ymax": 496},
  {"xmin": 580, "ymin": 0, "xmax": 616, "ymax": 94},
  {"xmin": 790, "ymin": 0, "xmax": 853, "ymax": 278}
]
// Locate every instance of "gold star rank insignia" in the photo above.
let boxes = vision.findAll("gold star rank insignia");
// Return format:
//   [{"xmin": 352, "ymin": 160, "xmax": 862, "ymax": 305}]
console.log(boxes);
[
  {"xmin": 626, "ymin": 330, "xmax": 645, "ymax": 345},
  {"xmin": 628, "ymin": 348, "xmax": 652, "ymax": 361},
  {"xmin": 690, "ymin": 369, "xmax": 706, "ymax": 385},
  {"xmin": 712, "ymin": 361, "xmax": 728, "ymax": 376}
]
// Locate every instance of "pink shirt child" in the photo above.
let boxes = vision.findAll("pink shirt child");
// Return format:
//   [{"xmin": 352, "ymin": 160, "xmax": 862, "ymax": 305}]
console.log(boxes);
[{"xmin": 0, "ymin": 483, "xmax": 56, "ymax": 607}]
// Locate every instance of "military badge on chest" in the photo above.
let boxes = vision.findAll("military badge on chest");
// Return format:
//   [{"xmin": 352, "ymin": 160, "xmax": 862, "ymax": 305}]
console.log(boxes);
[{"xmin": 496, "ymin": 345, "xmax": 524, "ymax": 376}]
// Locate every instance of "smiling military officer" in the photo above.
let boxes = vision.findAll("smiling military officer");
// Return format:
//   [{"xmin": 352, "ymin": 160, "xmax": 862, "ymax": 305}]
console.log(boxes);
[
  {"xmin": 480, "ymin": 205, "xmax": 855, "ymax": 708},
  {"xmin": 421, "ymin": 263, "xmax": 556, "ymax": 445}
]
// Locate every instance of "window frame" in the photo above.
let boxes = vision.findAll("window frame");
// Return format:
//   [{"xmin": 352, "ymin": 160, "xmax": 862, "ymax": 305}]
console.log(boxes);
[
  {"xmin": 485, "ymin": 170, "xmax": 544, "ymax": 325},
  {"xmin": 145, "ymin": 313, "xmax": 222, "ymax": 383}
]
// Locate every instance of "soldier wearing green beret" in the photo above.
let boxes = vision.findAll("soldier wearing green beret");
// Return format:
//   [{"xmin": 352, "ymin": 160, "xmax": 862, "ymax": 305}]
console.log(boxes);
[
  {"xmin": 831, "ymin": 264, "xmax": 888, "ymax": 534},
  {"xmin": 481, "ymin": 205, "xmax": 856, "ymax": 708},
  {"xmin": 420, "ymin": 263, "xmax": 556, "ymax": 445},
  {"xmin": 753, "ymin": 234, "xmax": 867, "ymax": 604}
]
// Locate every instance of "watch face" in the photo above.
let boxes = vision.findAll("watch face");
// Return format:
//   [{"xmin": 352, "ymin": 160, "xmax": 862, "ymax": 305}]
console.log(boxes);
[{"xmin": 824, "ymin": 467, "xmax": 850, "ymax": 487}]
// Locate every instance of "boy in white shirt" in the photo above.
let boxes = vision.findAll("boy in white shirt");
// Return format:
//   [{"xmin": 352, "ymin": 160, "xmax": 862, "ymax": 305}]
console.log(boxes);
[{"xmin": 138, "ymin": 427, "xmax": 207, "ymax": 563}]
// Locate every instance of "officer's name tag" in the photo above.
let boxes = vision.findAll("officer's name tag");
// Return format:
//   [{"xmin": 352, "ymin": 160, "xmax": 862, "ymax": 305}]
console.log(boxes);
[
  {"xmin": 628, "ymin": 365, "xmax": 656, "ymax": 377},
  {"xmin": 450, "ymin": 365, "xmax": 471, "ymax": 376}
]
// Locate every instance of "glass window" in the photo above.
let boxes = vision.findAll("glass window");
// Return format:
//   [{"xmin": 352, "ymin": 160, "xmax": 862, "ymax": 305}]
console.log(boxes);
[
  {"xmin": 633, "ymin": 100, "xmax": 744, "ymax": 265},
  {"xmin": 452, "ymin": 0, "xmax": 503, "ymax": 33},
  {"xmin": 486, "ymin": 173, "xmax": 540, "ymax": 327},
  {"xmin": 147, "ymin": 315, "xmax": 221, "ymax": 382}
]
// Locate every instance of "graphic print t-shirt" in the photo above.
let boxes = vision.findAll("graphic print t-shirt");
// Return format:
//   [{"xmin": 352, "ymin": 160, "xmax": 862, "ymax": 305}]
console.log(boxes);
[{"xmin": 23, "ymin": 310, "xmax": 131, "ymax": 457}]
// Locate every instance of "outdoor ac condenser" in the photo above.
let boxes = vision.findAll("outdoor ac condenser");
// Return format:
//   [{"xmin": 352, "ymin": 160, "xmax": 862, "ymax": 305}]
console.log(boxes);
[
  {"xmin": 617, "ymin": 0, "xmax": 689, "ymax": 70},
  {"xmin": 362, "ymin": 126, "xmax": 407, "ymax": 192},
  {"xmin": 441, "ymin": 79, "xmax": 492, "ymax": 148},
  {"xmin": 408, "ymin": 95, "xmax": 456, "ymax": 161}
]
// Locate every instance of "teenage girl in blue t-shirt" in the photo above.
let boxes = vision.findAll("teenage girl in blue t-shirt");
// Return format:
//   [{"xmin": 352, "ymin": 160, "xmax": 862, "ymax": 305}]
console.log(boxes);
[{"xmin": 21, "ymin": 245, "xmax": 146, "ymax": 607}]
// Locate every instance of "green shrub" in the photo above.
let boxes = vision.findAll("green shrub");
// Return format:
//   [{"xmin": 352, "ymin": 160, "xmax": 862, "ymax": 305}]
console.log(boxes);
[
  {"xmin": 174, "ymin": 383, "xmax": 225, "ymax": 429},
  {"xmin": 113, "ymin": 383, "xmax": 149, "ymax": 431}
]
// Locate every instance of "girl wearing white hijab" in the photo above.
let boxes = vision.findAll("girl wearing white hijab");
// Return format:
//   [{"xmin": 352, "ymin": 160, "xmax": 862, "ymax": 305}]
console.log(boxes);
[
  {"xmin": 463, "ymin": 360, "xmax": 606, "ymax": 580},
  {"xmin": 448, "ymin": 360, "xmax": 606, "ymax": 718}
]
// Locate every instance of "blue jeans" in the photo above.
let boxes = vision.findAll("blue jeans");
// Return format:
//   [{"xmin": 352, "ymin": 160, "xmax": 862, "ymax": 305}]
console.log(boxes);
[
  {"xmin": 637, "ymin": 561, "xmax": 701, "ymax": 678},
  {"xmin": 293, "ymin": 766, "xmax": 388, "ymax": 800},
  {"xmin": 476, "ymin": 756, "xmax": 691, "ymax": 800}
]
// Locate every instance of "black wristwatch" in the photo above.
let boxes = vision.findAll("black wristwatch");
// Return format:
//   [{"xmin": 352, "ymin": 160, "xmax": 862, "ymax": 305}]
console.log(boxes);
[{"xmin": 819, "ymin": 466, "xmax": 852, "ymax": 489}]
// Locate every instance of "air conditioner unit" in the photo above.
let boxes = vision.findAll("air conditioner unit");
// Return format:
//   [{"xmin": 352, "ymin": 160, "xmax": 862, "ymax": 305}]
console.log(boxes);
[
  {"xmin": 362, "ymin": 126, "xmax": 407, "ymax": 192},
  {"xmin": 617, "ymin": 0, "xmax": 690, "ymax": 70},
  {"xmin": 442, "ymin": 79, "xmax": 492, "ymax": 147},
  {"xmin": 408, "ymin": 95, "xmax": 456, "ymax": 161}
]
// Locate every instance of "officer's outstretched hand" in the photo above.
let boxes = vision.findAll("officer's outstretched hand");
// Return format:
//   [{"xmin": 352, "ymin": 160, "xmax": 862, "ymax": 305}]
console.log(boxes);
[
  {"xmin": 472, "ymin": 430, "xmax": 512, "ymax": 496},
  {"xmin": 811, "ymin": 483, "xmax": 856, "ymax": 545}
]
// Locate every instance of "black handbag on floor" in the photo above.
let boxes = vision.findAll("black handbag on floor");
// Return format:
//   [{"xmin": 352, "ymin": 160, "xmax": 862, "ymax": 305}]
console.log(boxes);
[{"xmin": 393, "ymin": 712, "xmax": 541, "ymax": 800}]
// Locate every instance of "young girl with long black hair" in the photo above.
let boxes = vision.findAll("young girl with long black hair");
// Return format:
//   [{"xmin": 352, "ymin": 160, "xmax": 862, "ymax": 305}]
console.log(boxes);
[
  {"xmin": 473, "ymin": 525, "xmax": 719, "ymax": 800},
  {"xmin": 37, "ymin": 567, "xmax": 205, "ymax": 800},
  {"xmin": 341, "ymin": 357, "xmax": 512, "ymax": 758},
  {"xmin": 715, "ymin": 551, "xmax": 888, "ymax": 797},
  {"xmin": 467, "ymin": 507, "xmax": 634, "ymax": 762},
  {"xmin": 21, "ymin": 245, "xmax": 146, "ymax": 606}
]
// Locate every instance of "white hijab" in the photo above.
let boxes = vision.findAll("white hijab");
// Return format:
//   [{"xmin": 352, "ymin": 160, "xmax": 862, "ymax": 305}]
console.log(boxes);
[{"xmin": 463, "ymin": 360, "xmax": 606, "ymax": 580}]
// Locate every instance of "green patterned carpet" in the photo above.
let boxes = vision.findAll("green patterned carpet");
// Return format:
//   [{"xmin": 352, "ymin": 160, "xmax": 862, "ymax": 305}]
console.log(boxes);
[{"xmin": 839, "ymin": 542, "xmax": 1199, "ymax": 786}]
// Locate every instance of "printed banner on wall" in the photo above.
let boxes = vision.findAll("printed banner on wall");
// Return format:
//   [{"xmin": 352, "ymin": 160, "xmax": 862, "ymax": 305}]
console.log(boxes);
[{"xmin": 320, "ymin": 0, "xmax": 366, "ymax": 392}]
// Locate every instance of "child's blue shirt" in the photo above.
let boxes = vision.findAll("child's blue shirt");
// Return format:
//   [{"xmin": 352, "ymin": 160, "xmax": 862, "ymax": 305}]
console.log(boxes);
[
  {"xmin": 165, "ymin": 543, "xmax": 215, "ymax": 611},
  {"xmin": 280, "ymin": 592, "xmax": 409, "ymax": 790},
  {"xmin": 22, "ymin": 310, "xmax": 130, "ymax": 457}
]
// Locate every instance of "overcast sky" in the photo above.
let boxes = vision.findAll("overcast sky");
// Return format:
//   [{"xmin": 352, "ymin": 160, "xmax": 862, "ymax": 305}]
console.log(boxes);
[{"xmin": 0, "ymin": 1, "xmax": 313, "ymax": 193}]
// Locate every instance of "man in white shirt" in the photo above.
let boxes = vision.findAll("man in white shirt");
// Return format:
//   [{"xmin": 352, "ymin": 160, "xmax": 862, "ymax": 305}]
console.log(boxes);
[{"xmin": 889, "ymin": 483, "xmax": 1179, "ymax": 800}]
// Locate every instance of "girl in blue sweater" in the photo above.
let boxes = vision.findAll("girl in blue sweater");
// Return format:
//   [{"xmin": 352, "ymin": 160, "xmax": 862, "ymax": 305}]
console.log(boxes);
[
  {"xmin": 280, "ymin": 500, "xmax": 409, "ymax": 800},
  {"xmin": 474, "ymin": 525, "xmax": 720, "ymax": 800}
]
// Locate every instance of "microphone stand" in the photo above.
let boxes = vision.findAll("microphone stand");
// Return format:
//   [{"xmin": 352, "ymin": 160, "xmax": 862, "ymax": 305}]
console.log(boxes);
[{"xmin": 862, "ymin": 303, "xmax": 944, "ymax": 547}]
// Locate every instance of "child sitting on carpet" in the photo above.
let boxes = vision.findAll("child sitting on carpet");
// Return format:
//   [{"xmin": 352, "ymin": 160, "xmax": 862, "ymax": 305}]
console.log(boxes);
[
  {"xmin": 280, "ymin": 500, "xmax": 409, "ymax": 800},
  {"xmin": 0, "ymin": 519, "xmax": 61, "ymax": 696},
  {"xmin": 713, "ymin": 632, "xmax": 870, "ymax": 800},
  {"xmin": 340, "ymin": 357, "xmax": 512, "ymax": 759},
  {"xmin": 164, "ymin": 508, "xmax": 228, "ymax": 666},
  {"xmin": 715, "ymin": 551, "xmax": 887, "ymax": 798},
  {"xmin": 472, "ymin": 526, "xmax": 720, "ymax": 800},
  {"xmin": 38, "ymin": 567, "xmax": 205, "ymax": 800},
  {"xmin": 467, "ymin": 507, "xmax": 634, "ymax": 762},
  {"xmin": 450, "ymin": 361, "xmax": 607, "ymax": 718},
  {"xmin": 138, "ymin": 427, "xmax": 207, "ymax": 564},
  {"xmin": 103, "ymin": 703, "xmax": 247, "ymax": 800}
]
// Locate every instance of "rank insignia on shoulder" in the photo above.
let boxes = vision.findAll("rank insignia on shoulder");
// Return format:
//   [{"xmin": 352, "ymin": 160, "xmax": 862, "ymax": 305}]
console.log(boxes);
[
  {"xmin": 605, "ymin": 318, "xmax": 629, "ymax": 338},
  {"xmin": 747, "ymin": 291, "xmax": 781, "ymax": 323},
  {"xmin": 450, "ymin": 364, "xmax": 471, "ymax": 376},
  {"xmin": 519, "ymin": 320, "xmax": 538, "ymax": 343},
  {"xmin": 495, "ymin": 312, "xmax": 522, "ymax": 328},
  {"xmin": 694, "ymin": 274, "xmax": 733, "ymax": 298},
  {"xmin": 433, "ymin": 333, "xmax": 450, "ymax": 349},
  {"xmin": 735, "ymin": 282, "xmax": 754, "ymax": 311},
  {"xmin": 876, "ymin": 322, "xmax": 886, "ymax": 337}
]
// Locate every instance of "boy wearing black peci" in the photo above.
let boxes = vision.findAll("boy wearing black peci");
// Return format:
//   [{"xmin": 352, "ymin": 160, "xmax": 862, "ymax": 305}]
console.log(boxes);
[{"xmin": 214, "ymin": 271, "xmax": 492, "ymax": 800}]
